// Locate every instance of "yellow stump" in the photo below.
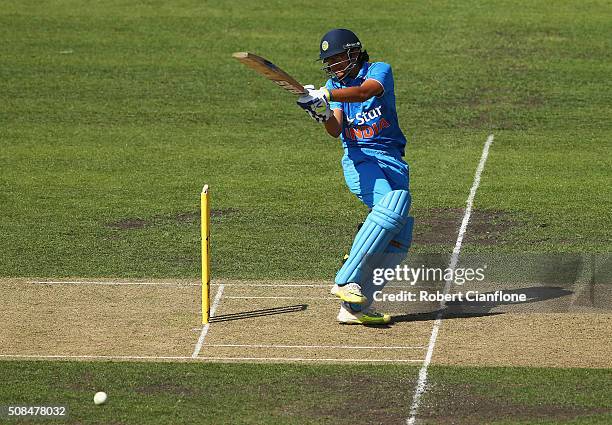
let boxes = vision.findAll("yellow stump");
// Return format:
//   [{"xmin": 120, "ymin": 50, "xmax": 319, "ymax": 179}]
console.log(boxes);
[{"xmin": 201, "ymin": 185, "xmax": 211, "ymax": 324}]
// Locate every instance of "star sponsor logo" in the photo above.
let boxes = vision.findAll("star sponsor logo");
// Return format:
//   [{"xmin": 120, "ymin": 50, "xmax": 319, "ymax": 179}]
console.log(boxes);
[
  {"xmin": 343, "ymin": 106, "xmax": 391, "ymax": 140},
  {"xmin": 355, "ymin": 106, "xmax": 383, "ymax": 125}
]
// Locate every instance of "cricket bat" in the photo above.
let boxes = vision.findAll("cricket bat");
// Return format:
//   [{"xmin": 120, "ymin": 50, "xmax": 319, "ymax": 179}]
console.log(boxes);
[{"xmin": 232, "ymin": 52, "xmax": 306, "ymax": 95}]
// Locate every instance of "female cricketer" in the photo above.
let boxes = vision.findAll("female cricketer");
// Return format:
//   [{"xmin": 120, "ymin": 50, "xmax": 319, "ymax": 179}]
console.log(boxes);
[{"xmin": 297, "ymin": 28, "xmax": 414, "ymax": 325}]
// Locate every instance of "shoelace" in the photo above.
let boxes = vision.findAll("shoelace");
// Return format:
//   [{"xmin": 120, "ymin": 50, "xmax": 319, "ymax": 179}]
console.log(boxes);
[{"xmin": 345, "ymin": 283, "xmax": 361, "ymax": 292}]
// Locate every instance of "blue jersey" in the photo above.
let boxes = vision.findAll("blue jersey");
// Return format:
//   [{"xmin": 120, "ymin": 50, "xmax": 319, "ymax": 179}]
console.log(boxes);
[{"xmin": 326, "ymin": 61, "xmax": 407, "ymax": 157}]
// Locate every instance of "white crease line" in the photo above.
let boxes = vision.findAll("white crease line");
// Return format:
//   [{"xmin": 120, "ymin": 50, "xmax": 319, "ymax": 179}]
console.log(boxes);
[
  {"xmin": 28, "ymin": 280, "xmax": 412, "ymax": 290},
  {"xmin": 224, "ymin": 296, "xmax": 337, "ymax": 300},
  {"xmin": 28, "ymin": 281, "xmax": 333, "ymax": 288},
  {"xmin": 206, "ymin": 344, "xmax": 427, "ymax": 350},
  {"xmin": 197, "ymin": 357, "xmax": 422, "ymax": 363},
  {"xmin": 28, "ymin": 280, "xmax": 411, "ymax": 289},
  {"xmin": 31, "ymin": 281, "xmax": 198, "ymax": 286},
  {"xmin": 191, "ymin": 284, "xmax": 225, "ymax": 358},
  {"xmin": 406, "ymin": 133, "xmax": 494, "ymax": 425},
  {"xmin": 0, "ymin": 354, "xmax": 421, "ymax": 363},
  {"xmin": 220, "ymin": 283, "xmax": 331, "ymax": 287},
  {"xmin": 0, "ymin": 354, "xmax": 192, "ymax": 360}
]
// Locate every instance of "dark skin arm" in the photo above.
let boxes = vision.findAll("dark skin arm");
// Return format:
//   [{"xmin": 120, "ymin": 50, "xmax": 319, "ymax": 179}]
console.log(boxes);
[
  {"xmin": 329, "ymin": 78, "xmax": 383, "ymax": 103},
  {"xmin": 324, "ymin": 109, "xmax": 343, "ymax": 138},
  {"xmin": 323, "ymin": 79, "xmax": 384, "ymax": 138}
]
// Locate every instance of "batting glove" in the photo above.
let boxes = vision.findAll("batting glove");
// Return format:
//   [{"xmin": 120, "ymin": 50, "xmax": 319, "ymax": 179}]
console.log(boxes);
[
  {"xmin": 309, "ymin": 86, "xmax": 332, "ymax": 102},
  {"xmin": 297, "ymin": 85, "xmax": 332, "ymax": 123}
]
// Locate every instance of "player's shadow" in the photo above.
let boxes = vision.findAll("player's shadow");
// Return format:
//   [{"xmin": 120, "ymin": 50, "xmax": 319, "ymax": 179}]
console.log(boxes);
[
  {"xmin": 210, "ymin": 304, "xmax": 307, "ymax": 322},
  {"xmin": 392, "ymin": 286, "xmax": 573, "ymax": 323}
]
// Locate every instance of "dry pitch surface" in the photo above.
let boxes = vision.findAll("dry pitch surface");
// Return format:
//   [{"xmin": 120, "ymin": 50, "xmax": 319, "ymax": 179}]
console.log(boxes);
[{"xmin": 1, "ymin": 278, "xmax": 609, "ymax": 368}]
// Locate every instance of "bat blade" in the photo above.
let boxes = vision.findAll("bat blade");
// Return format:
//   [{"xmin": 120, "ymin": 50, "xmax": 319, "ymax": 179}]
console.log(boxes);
[{"xmin": 232, "ymin": 52, "xmax": 306, "ymax": 95}]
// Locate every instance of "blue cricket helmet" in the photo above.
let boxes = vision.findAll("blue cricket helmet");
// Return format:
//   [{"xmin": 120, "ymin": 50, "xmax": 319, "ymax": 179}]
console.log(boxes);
[{"xmin": 319, "ymin": 29, "xmax": 362, "ymax": 60}]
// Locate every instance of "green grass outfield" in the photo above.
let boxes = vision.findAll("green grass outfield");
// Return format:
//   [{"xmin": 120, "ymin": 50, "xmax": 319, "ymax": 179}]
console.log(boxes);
[
  {"xmin": 0, "ymin": 361, "xmax": 610, "ymax": 425},
  {"xmin": 1, "ymin": 1, "xmax": 610, "ymax": 424},
  {"xmin": 1, "ymin": 0, "xmax": 610, "ymax": 278}
]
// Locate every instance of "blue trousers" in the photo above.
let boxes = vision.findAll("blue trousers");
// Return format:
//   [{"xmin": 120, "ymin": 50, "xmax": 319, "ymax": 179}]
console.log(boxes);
[{"xmin": 341, "ymin": 148, "xmax": 409, "ymax": 207}]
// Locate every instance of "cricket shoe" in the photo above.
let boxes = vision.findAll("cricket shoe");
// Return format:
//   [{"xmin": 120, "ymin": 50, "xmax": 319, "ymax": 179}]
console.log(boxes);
[
  {"xmin": 337, "ymin": 303, "xmax": 392, "ymax": 325},
  {"xmin": 330, "ymin": 282, "xmax": 367, "ymax": 304}
]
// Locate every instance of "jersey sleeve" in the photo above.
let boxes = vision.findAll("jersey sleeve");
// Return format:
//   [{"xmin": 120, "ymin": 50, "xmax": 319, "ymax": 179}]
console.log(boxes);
[
  {"xmin": 367, "ymin": 62, "xmax": 394, "ymax": 96},
  {"xmin": 325, "ymin": 79, "xmax": 342, "ymax": 110}
]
